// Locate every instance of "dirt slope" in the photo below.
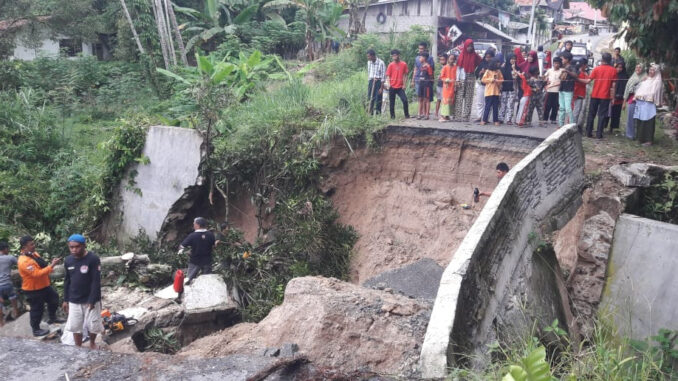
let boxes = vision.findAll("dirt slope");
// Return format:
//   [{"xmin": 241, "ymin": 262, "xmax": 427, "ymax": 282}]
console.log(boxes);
[{"xmin": 322, "ymin": 129, "xmax": 537, "ymax": 283}]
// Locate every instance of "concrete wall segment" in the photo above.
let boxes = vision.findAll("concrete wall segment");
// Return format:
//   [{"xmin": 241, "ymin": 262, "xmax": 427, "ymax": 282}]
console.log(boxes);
[
  {"xmin": 420, "ymin": 124, "xmax": 585, "ymax": 378},
  {"xmin": 104, "ymin": 126, "xmax": 204, "ymax": 243}
]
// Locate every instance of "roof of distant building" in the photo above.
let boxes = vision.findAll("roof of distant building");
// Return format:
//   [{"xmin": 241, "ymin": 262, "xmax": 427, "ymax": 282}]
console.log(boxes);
[{"xmin": 564, "ymin": 2, "xmax": 606, "ymax": 21}]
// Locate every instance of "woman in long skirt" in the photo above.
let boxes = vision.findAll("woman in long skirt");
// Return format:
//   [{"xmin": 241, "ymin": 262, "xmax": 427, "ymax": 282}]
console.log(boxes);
[
  {"xmin": 633, "ymin": 64, "xmax": 663, "ymax": 146},
  {"xmin": 623, "ymin": 64, "xmax": 646, "ymax": 139},
  {"xmin": 454, "ymin": 39, "xmax": 481, "ymax": 121}
]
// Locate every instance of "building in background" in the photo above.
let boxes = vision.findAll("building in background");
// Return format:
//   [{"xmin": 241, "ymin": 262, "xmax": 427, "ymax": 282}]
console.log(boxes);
[
  {"xmin": 0, "ymin": 17, "xmax": 108, "ymax": 61},
  {"xmin": 338, "ymin": 0, "xmax": 526, "ymax": 57}
]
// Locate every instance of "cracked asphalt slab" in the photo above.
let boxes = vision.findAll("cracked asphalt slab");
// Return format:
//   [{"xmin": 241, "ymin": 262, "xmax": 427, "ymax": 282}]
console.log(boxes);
[{"xmin": 0, "ymin": 337, "xmax": 280, "ymax": 381}]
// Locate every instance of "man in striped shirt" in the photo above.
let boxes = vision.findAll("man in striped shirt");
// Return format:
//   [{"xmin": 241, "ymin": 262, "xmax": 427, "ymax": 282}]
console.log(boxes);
[{"xmin": 367, "ymin": 49, "xmax": 385, "ymax": 115}]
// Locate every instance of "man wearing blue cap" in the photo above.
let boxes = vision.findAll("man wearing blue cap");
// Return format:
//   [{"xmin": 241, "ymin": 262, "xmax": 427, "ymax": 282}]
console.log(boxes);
[{"xmin": 63, "ymin": 234, "xmax": 103, "ymax": 349}]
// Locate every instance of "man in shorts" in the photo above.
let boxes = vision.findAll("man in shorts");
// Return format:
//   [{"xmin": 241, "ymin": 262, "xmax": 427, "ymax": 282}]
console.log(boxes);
[
  {"xmin": 63, "ymin": 234, "xmax": 103, "ymax": 349},
  {"xmin": 0, "ymin": 241, "xmax": 19, "ymax": 326}
]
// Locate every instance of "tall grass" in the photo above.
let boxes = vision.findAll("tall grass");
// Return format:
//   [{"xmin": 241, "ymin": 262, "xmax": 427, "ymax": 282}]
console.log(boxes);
[{"xmin": 446, "ymin": 317, "xmax": 676, "ymax": 380}]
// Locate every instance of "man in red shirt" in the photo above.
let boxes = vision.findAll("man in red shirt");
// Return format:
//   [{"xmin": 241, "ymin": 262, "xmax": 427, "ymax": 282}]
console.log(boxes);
[
  {"xmin": 385, "ymin": 49, "xmax": 410, "ymax": 119},
  {"xmin": 582, "ymin": 53, "xmax": 617, "ymax": 138}
]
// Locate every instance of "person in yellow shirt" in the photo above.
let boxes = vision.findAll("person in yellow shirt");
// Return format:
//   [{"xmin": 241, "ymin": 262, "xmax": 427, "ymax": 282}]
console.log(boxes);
[
  {"xmin": 17, "ymin": 235, "xmax": 63, "ymax": 336},
  {"xmin": 480, "ymin": 59, "xmax": 504, "ymax": 125}
]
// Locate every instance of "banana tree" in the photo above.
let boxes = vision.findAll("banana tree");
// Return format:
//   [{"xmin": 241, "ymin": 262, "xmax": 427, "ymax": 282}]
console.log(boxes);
[
  {"xmin": 265, "ymin": 0, "xmax": 345, "ymax": 61},
  {"xmin": 177, "ymin": 0, "xmax": 286, "ymax": 53}
]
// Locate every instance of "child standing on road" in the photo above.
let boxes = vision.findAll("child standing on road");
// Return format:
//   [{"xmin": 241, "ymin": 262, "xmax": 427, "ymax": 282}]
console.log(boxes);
[
  {"xmin": 435, "ymin": 54, "xmax": 448, "ymax": 119},
  {"xmin": 543, "ymin": 57, "xmax": 563, "ymax": 124},
  {"xmin": 481, "ymin": 59, "xmax": 503, "ymax": 125},
  {"xmin": 417, "ymin": 53, "xmax": 433, "ymax": 120}
]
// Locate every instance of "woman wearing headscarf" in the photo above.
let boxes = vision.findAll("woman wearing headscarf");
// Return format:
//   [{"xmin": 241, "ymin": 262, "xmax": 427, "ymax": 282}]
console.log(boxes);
[
  {"xmin": 454, "ymin": 39, "xmax": 482, "ymax": 121},
  {"xmin": 623, "ymin": 63, "xmax": 647, "ymax": 139},
  {"xmin": 633, "ymin": 64, "xmax": 663, "ymax": 145},
  {"xmin": 499, "ymin": 53, "xmax": 518, "ymax": 124},
  {"xmin": 518, "ymin": 51, "xmax": 538, "ymax": 74},
  {"xmin": 606, "ymin": 61, "xmax": 629, "ymax": 132},
  {"xmin": 438, "ymin": 54, "xmax": 458, "ymax": 122}
]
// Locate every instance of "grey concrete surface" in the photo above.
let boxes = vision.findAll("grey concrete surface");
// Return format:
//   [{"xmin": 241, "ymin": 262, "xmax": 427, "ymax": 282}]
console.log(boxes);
[
  {"xmin": 602, "ymin": 214, "xmax": 678, "ymax": 341},
  {"xmin": 363, "ymin": 258, "xmax": 444, "ymax": 300},
  {"xmin": 0, "ymin": 336, "xmax": 282, "ymax": 381},
  {"xmin": 419, "ymin": 124, "xmax": 585, "ymax": 377},
  {"xmin": 104, "ymin": 126, "xmax": 203, "ymax": 242},
  {"xmin": 399, "ymin": 118, "xmax": 558, "ymax": 140}
]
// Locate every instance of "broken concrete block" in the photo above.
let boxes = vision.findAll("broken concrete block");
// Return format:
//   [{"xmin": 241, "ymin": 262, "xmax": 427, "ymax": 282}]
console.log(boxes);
[{"xmin": 609, "ymin": 163, "xmax": 678, "ymax": 187}]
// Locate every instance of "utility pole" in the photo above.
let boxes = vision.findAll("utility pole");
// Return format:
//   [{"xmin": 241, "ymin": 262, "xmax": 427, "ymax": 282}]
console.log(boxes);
[
  {"xmin": 527, "ymin": 0, "xmax": 537, "ymax": 49},
  {"xmin": 432, "ymin": 0, "xmax": 439, "ymax": 58}
]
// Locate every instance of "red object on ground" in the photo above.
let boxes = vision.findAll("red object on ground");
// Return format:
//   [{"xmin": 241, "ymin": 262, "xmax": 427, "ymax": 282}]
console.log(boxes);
[{"xmin": 173, "ymin": 269, "xmax": 184, "ymax": 293}]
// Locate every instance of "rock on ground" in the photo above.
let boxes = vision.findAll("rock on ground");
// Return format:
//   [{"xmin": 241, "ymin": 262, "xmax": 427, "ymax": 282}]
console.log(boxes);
[
  {"xmin": 180, "ymin": 276, "xmax": 432, "ymax": 377},
  {"xmin": 363, "ymin": 258, "xmax": 444, "ymax": 300}
]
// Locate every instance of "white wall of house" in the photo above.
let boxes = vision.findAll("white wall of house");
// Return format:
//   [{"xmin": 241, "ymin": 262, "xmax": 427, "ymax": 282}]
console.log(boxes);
[
  {"xmin": 339, "ymin": 0, "xmax": 436, "ymax": 35},
  {"xmin": 11, "ymin": 25, "xmax": 93, "ymax": 61}
]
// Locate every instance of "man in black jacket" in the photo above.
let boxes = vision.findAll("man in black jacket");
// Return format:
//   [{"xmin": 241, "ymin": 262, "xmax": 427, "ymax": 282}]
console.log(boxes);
[
  {"xmin": 63, "ymin": 234, "xmax": 103, "ymax": 349},
  {"xmin": 179, "ymin": 217, "xmax": 217, "ymax": 284}
]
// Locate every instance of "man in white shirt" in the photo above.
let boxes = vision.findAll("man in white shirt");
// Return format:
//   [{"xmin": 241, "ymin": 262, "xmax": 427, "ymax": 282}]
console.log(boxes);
[{"xmin": 367, "ymin": 49, "xmax": 385, "ymax": 115}]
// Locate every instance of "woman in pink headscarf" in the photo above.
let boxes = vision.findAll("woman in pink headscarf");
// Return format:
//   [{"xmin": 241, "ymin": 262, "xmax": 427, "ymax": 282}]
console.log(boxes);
[
  {"xmin": 519, "ymin": 51, "xmax": 539, "ymax": 74},
  {"xmin": 454, "ymin": 39, "xmax": 482, "ymax": 121}
]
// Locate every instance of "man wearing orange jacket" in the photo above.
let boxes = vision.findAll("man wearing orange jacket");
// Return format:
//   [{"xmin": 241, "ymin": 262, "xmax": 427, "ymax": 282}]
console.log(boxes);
[{"xmin": 17, "ymin": 235, "xmax": 64, "ymax": 336}]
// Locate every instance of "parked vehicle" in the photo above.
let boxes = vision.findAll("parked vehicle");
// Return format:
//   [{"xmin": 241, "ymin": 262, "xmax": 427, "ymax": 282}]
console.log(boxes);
[
  {"xmin": 571, "ymin": 43, "xmax": 594, "ymax": 68},
  {"xmin": 588, "ymin": 26, "xmax": 599, "ymax": 36}
]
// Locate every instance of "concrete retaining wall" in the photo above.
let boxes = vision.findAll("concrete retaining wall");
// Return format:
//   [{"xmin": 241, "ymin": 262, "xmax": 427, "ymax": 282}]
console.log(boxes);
[
  {"xmin": 105, "ymin": 126, "xmax": 203, "ymax": 242},
  {"xmin": 603, "ymin": 214, "xmax": 678, "ymax": 340},
  {"xmin": 419, "ymin": 124, "xmax": 585, "ymax": 377}
]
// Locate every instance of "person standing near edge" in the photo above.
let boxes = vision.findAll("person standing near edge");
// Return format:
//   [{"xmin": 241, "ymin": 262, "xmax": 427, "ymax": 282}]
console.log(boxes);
[
  {"xmin": 17, "ymin": 235, "xmax": 63, "ymax": 336},
  {"xmin": 623, "ymin": 63, "xmax": 646, "ymax": 139},
  {"xmin": 581, "ymin": 52, "xmax": 617, "ymax": 139},
  {"xmin": 557, "ymin": 52, "xmax": 578, "ymax": 128},
  {"xmin": 179, "ymin": 217, "xmax": 217, "ymax": 284},
  {"xmin": 454, "ymin": 39, "xmax": 482, "ymax": 121},
  {"xmin": 366, "ymin": 49, "xmax": 385, "ymax": 115},
  {"xmin": 633, "ymin": 64, "xmax": 663, "ymax": 146},
  {"xmin": 385, "ymin": 49, "xmax": 410, "ymax": 119},
  {"xmin": 63, "ymin": 234, "xmax": 103, "ymax": 349},
  {"xmin": 412, "ymin": 42, "xmax": 435, "ymax": 107}
]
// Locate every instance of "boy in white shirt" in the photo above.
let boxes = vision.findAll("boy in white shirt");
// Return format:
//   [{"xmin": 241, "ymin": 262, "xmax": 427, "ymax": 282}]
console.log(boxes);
[{"xmin": 543, "ymin": 57, "xmax": 563, "ymax": 125}]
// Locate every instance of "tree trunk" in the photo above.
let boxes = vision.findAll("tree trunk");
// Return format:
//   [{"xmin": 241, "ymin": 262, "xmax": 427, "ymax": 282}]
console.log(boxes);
[
  {"xmin": 162, "ymin": 0, "xmax": 177, "ymax": 66},
  {"xmin": 360, "ymin": 0, "xmax": 371, "ymax": 34},
  {"xmin": 152, "ymin": 0, "xmax": 171, "ymax": 69},
  {"xmin": 119, "ymin": 0, "xmax": 145, "ymax": 54},
  {"xmin": 305, "ymin": 28, "xmax": 314, "ymax": 61},
  {"xmin": 167, "ymin": 0, "xmax": 188, "ymax": 65}
]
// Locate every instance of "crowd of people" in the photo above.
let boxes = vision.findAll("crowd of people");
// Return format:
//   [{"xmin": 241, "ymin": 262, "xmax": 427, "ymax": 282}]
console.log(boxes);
[{"xmin": 367, "ymin": 40, "xmax": 664, "ymax": 145}]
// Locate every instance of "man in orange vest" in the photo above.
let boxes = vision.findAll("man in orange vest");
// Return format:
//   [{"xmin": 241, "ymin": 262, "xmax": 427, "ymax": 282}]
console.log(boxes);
[{"xmin": 17, "ymin": 235, "xmax": 64, "ymax": 336}]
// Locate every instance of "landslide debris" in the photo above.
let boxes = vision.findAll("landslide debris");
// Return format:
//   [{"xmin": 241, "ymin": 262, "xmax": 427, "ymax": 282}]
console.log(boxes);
[{"xmin": 180, "ymin": 276, "xmax": 432, "ymax": 377}]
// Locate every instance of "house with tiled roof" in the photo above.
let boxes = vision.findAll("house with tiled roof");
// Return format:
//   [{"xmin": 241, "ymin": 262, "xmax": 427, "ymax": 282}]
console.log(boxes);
[{"xmin": 563, "ymin": 2, "xmax": 607, "ymax": 25}]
